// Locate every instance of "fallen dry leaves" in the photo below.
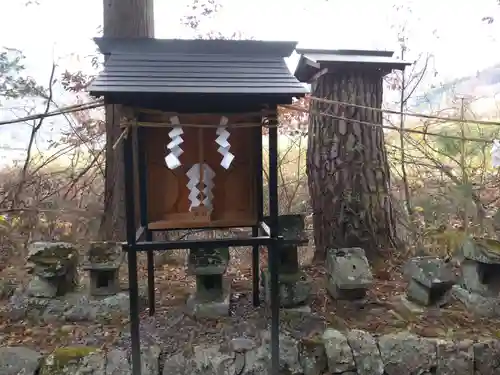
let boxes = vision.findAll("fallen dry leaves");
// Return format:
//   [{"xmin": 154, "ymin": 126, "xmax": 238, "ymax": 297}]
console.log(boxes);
[{"xmin": 1, "ymin": 248, "xmax": 500, "ymax": 354}]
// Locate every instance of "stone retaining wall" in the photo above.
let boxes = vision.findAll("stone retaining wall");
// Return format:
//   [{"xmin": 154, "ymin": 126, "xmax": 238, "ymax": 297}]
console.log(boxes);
[{"xmin": 1, "ymin": 329, "xmax": 499, "ymax": 375}]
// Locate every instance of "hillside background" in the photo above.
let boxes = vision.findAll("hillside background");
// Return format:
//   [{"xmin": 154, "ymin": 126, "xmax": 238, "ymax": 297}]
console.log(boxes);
[{"xmin": 412, "ymin": 63, "xmax": 500, "ymax": 116}]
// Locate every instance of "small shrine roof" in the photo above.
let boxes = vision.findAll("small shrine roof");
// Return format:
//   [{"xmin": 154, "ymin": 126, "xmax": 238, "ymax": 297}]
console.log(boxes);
[
  {"xmin": 294, "ymin": 48, "xmax": 411, "ymax": 82},
  {"xmin": 88, "ymin": 38, "xmax": 308, "ymax": 99}
]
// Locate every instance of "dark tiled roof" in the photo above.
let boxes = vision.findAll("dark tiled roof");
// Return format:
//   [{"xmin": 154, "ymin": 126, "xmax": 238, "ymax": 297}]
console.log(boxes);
[
  {"xmin": 294, "ymin": 48, "xmax": 411, "ymax": 82},
  {"xmin": 88, "ymin": 38, "xmax": 308, "ymax": 97}
]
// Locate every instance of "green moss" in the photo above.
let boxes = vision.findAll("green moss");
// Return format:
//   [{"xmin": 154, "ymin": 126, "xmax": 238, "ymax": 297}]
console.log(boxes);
[{"xmin": 40, "ymin": 346, "xmax": 99, "ymax": 375}]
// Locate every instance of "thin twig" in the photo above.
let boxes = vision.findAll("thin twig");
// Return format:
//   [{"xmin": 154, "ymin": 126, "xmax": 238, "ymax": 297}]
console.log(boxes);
[{"xmin": 0, "ymin": 100, "xmax": 103, "ymax": 126}]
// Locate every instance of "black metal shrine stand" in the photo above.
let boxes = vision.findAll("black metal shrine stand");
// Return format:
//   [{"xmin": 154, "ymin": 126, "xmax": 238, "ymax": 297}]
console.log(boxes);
[
  {"xmin": 87, "ymin": 37, "xmax": 307, "ymax": 375},
  {"xmin": 121, "ymin": 124, "xmax": 283, "ymax": 375}
]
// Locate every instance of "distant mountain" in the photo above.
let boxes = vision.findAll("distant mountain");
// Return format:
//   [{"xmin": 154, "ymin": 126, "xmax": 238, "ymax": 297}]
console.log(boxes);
[{"xmin": 410, "ymin": 63, "xmax": 500, "ymax": 115}]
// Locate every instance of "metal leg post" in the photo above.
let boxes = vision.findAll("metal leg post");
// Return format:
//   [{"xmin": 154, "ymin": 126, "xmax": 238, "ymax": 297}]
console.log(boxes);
[
  {"xmin": 138, "ymin": 126, "xmax": 155, "ymax": 317},
  {"xmin": 252, "ymin": 226, "xmax": 260, "ymax": 307},
  {"xmin": 146, "ymin": 234, "xmax": 155, "ymax": 316},
  {"xmin": 268, "ymin": 118, "xmax": 280, "ymax": 375},
  {"xmin": 124, "ymin": 127, "xmax": 142, "ymax": 375}
]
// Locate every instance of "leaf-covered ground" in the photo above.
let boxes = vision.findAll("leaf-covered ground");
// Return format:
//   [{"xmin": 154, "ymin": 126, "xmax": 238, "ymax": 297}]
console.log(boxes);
[{"xmin": 1, "ymin": 248, "xmax": 500, "ymax": 355}]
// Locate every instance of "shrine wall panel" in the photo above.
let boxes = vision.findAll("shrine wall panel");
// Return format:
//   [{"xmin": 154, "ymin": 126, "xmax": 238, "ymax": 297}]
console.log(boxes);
[{"xmin": 143, "ymin": 114, "xmax": 261, "ymax": 229}]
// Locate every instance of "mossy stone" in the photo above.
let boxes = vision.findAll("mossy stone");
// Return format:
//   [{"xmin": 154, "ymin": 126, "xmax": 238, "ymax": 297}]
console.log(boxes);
[{"xmin": 39, "ymin": 346, "xmax": 99, "ymax": 375}]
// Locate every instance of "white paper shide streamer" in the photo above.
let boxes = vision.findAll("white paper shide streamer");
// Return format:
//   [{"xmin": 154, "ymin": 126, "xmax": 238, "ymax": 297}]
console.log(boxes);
[
  {"xmin": 186, "ymin": 163, "xmax": 215, "ymax": 212},
  {"xmin": 215, "ymin": 116, "xmax": 235, "ymax": 169},
  {"xmin": 492, "ymin": 140, "xmax": 500, "ymax": 168},
  {"xmin": 164, "ymin": 116, "xmax": 184, "ymax": 169}
]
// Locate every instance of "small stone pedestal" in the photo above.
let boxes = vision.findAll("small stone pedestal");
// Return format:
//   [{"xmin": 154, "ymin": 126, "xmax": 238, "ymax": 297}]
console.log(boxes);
[
  {"xmin": 186, "ymin": 247, "xmax": 231, "ymax": 318},
  {"xmin": 403, "ymin": 256, "xmax": 455, "ymax": 307},
  {"xmin": 325, "ymin": 247, "xmax": 373, "ymax": 300},
  {"xmin": 262, "ymin": 214, "xmax": 311, "ymax": 308},
  {"xmin": 262, "ymin": 268, "xmax": 310, "ymax": 307},
  {"xmin": 453, "ymin": 237, "xmax": 500, "ymax": 317},
  {"xmin": 25, "ymin": 242, "xmax": 79, "ymax": 298},
  {"xmin": 82, "ymin": 242, "xmax": 123, "ymax": 297}
]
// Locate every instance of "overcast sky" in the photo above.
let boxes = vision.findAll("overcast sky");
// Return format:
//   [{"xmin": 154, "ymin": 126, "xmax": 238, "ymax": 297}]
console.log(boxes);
[
  {"xmin": 2, "ymin": 0, "xmax": 498, "ymax": 79},
  {"xmin": 0, "ymin": 0, "xmax": 499, "ymax": 164}
]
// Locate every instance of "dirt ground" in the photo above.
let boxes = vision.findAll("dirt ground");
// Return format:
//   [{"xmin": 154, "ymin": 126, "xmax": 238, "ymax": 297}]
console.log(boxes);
[{"xmin": 1, "ymin": 246, "xmax": 500, "ymax": 356}]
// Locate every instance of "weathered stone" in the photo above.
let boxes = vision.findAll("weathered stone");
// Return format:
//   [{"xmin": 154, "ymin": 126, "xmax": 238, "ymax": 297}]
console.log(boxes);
[
  {"xmin": 406, "ymin": 279, "xmax": 452, "ymax": 307},
  {"xmin": 403, "ymin": 256, "xmax": 455, "ymax": 306},
  {"xmin": 263, "ymin": 213, "xmax": 306, "ymax": 241},
  {"xmin": 27, "ymin": 241, "xmax": 77, "ymax": 262},
  {"xmin": 451, "ymin": 285, "xmax": 500, "ymax": 317},
  {"xmin": 326, "ymin": 279, "xmax": 368, "ymax": 300},
  {"xmin": 260, "ymin": 215, "xmax": 309, "ymax": 308},
  {"xmin": 26, "ymin": 241, "xmax": 79, "ymax": 297},
  {"xmin": 63, "ymin": 295, "xmax": 98, "ymax": 321},
  {"xmin": 86, "ymin": 241, "xmax": 122, "ymax": 266},
  {"xmin": 321, "ymin": 328, "xmax": 355, "ymax": 373},
  {"xmin": 260, "ymin": 331, "xmax": 302, "ymax": 375},
  {"xmin": 162, "ymin": 344, "xmax": 235, "ymax": 375},
  {"xmin": 107, "ymin": 347, "xmax": 161, "ymax": 375},
  {"xmin": 39, "ymin": 346, "xmax": 99, "ymax": 375},
  {"xmin": 435, "ymin": 339, "xmax": 474, "ymax": 375},
  {"xmin": 28, "ymin": 242, "xmax": 78, "ymax": 275},
  {"xmin": 0, "ymin": 280, "xmax": 16, "ymax": 300},
  {"xmin": 0, "ymin": 347, "xmax": 42, "ymax": 375},
  {"xmin": 378, "ymin": 332, "xmax": 437, "ymax": 375},
  {"xmin": 404, "ymin": 256, "xmax": 456, "ymax": 288},
  {"xmin": 230, "ymin": 337, "xmax": 256, "ymax": 353},
  {"xmin": 285, "ymin": 305, "xmax": 312, "ymax": 314},
  {"xmin": 234, "ymin": 352, "xmax": 245, "ymax": 375},
  {"xmin": 460, "ymin": 237, "xmax": 500, "ymax": 264},
  {"xmin": 195, "ymin": 274, "xmax": 225, "ymax": 301},
  {"xmin": 473, "ymin": 339, "xmax": 500, "ymax": 375},
  {"xmin": 188, "ymin": 247, "xmax": 229, "ymax": 275},
  {"xmin": 243, "ymin": 344, "xmax": 271, "ymax": 375},
  {"xmin": 22, "ymin": 333, "xmax": 500, "ymax": 375},
  {"xmin": 461, "ymin": 259, "xmax": 500, "ymax": 297},
  {"xmin": 325, "ymin": 247, "xmax": 373, "ymax": 300},
  {"xmin": 87, "ymin": 269, "xmax": 121, "ymax": 296},
  {"xmin": 93, "ymin": 292, "xmax": 136, "ymax": 320},
  {"xmin": 393, "ymin": 294, "xmax": 425, "ymax": 316},
  {"xmin": 186, "ymin": 247, "xmax": 232, "ymax": 317},
  {"xmin": 4, "ymin": 290, "xmax": 144, "ymax": 323},
  {"xmin": 298, "ymin": 337, "xmax": 327, "ymax": 375},
  {"xmin": 262, "ymin": 270, "xmax": 311, "ymax": 308},
  {"xmin": 278, "ymin": 245, "xmax": 300, "ymax": 274},
  {"xmin": 59, "ymin": 346, "xmax": 160, "ymax": 375},
  {"xmin": 186, "ymin": 277, "xmax": 231, "ymax": 318},
  {"xmin": 2, "ymin": 288, "xmax": 29, "ymax": 321},
  {"xmin": 461, "ymin": 260, "xmax": 486, "ymax": 295},
  {"xmin": 83, "ymin": 242, "xmax": 123, "ymax": 297},
  {"xmin": 26, "ymin": 275, "xmax": 58, "ymax": 298},
  {"xmin": 161, "ymin": 351, "xmax": 193, "ymax": 375},
  {"xmin": 346, "ymin": 329, "xmax": 384, "ymax": 375},
  {"xmin": 41, "ymin": 346, "xmax": 156, "ymax": 375},
  {"xmin": 265, "ymin": 214, "xmax": 306, "ymax": 275},
  {"xmin": 454, "ymin": 238, "xmax": 500, "ymax": 317}
]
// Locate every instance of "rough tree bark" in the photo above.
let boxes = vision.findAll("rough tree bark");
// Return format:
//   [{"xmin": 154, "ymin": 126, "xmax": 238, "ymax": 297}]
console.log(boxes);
[
  {"xmin": 308, "ymin": 69, "xmax": 397, "ymax": 262},
  {"xmin": 99, "ymin": 0, "xmax": 154, "ymax": 240}
]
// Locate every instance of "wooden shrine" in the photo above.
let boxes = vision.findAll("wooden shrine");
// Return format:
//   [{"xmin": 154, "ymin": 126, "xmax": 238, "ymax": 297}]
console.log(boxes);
[
  {"xmin": 88, "ymin": 37, "xmax": 307, "ymax": 375},
  {"xmin": 90, "ymin": 37, "xmax": 306, "ymax": 231},
  {"xmin": 140, "ymin": 111, "xmax": 261, "ymax": 230}
]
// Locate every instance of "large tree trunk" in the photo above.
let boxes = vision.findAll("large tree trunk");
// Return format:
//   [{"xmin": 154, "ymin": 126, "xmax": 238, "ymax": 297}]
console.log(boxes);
[
  {"xmin": 99, "ymin": 0, "xmax": 154, "ymax": 240},
  {"xmin": 307, "ymin": 70, "xmax": 396, "ymax": 262}
]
